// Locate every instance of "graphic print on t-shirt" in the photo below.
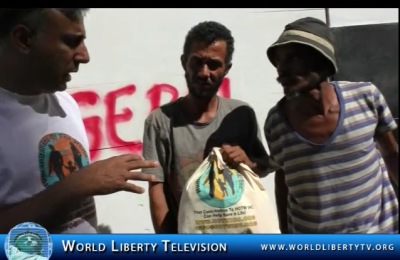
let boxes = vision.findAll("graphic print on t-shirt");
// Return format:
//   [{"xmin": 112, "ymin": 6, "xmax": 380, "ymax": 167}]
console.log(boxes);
[
  {"xmin": 38, "ymin": 133, "xmax": 96, "ymax": 233},
  {"xmin": 178, "ymin": 149, "xmax": 205, "ymax": 187},
  {"xmin": 38, "ymin": 133, "xmax": 89, "ymax": 188}
]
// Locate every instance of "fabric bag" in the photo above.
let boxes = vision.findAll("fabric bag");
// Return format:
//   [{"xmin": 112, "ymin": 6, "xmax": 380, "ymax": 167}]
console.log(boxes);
[{"xmin": 178, "ymin": 147, "xmax": 280, "ymax": 234}]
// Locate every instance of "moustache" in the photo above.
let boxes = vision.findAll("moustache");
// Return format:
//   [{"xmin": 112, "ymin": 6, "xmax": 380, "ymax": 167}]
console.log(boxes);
[
  {"xmin": 277, "ymin": 65, "xmax": 308, "ymax": 80},
  {"xmin": 192, "ymin": 78, "xmax": 214, "ymax": 86},
  {"xmin": 276, "ymin": 74, "xmax": 299, "ymax": 84}
]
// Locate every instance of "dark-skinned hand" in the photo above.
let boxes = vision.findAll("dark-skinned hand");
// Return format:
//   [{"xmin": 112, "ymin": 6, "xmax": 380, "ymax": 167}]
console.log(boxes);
[
  {"xmin": 220, "ymin": 144, "xmax": 254, "ymax": 168},
  {"xmin": 78, "ymin": 154, "xmax": 159, "ymax": 195}
]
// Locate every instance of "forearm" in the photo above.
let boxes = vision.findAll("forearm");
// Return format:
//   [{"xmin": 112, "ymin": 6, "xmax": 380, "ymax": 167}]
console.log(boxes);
[
  {"xmin": 275, "ymin": 169, "xmax": 289, "ymax": 234},
  {"xmin": 150, "ymin": 203, "xmax": 169, "ymax": 234},
  {"xmin": 149, "ymin": 183, "xmax": 176, "ymax": 234},
  {"xmin": 249, "ymin": 157, "xmax": 276, "ymax": 178},
  {"xmin": 0, "ymin": 173, "xmax": 87, "ymax": 233},
  {"xmin": 275, "ymin": 191, "xmax": 288, "ymax": 234},
  {"xmin": 383, "ymin": 152, "xmax": 398, "ymax": 187},
  {"xmin": 375, "ymin": 131, "xmax": 398, "ymax": 187}
]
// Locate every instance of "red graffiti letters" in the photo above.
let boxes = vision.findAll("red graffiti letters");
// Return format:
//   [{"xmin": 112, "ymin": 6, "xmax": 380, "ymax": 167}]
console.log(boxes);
[
  {"xmin": 72, "ymin": 91, "xmax": 102, "ymax": 160},
  {"xmin": 71, "ymin": 78, "xmax": 231, "ymax": 161},
  {"xmin": 218, "ymin": 78, "xmax": 231, "ymax": 100},
  {"xmin": 104, "ymin": 84, "xmax": 143, "ymax": 154},
  {"xmin": 146, "ymin": 84, "xmax": 179, "ymax": 114}
]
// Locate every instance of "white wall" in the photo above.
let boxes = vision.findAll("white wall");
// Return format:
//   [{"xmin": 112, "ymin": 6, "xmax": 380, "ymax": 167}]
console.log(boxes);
[
  {"xmin": 70, "ymin": 8, "xmax": 398, "ymax": 233},
  {"xmin": 329, "ymin": 8, "xmax": 398, "ymax": 27},
  {"xmin": 67, "ymin": 8, "xmax": 327, "ymax": 233},
  {"xmin": 69, "ymin": 8, "xmax": 399, "ymax": 233}
]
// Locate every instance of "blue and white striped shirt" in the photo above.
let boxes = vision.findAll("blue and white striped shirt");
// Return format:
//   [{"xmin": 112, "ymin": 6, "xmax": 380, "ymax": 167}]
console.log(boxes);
[{"xmin": 264, "ymin": 81, "xmax": 398, "ymax": 233}]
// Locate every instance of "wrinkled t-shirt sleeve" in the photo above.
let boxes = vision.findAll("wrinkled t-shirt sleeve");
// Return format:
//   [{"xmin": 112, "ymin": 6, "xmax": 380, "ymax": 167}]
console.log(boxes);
[
  {"xmin": 142, "ymin": 119, "xmax": 167, "ymax": 182},
  {"xmin": 369, "ymin": 83, "xmax": 398, "ymax": 134}
]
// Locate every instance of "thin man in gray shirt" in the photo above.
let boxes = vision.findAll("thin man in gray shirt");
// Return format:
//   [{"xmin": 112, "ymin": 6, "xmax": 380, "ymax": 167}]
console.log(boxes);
[{"xmin": 142, "ymin": 21, "xmax": 271, "ymax": 234}]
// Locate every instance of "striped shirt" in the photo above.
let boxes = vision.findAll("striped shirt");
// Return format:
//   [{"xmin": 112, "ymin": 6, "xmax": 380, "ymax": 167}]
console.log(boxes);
[{"xmin": 264, "ymin": 81, "xmax": 399, "ymax": 234}]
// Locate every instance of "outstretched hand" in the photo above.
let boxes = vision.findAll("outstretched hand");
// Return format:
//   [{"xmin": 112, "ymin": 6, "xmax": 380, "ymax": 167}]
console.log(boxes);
[{"xmin": 80, "ymin": 154, "xmax": 159, "ymax": 195}]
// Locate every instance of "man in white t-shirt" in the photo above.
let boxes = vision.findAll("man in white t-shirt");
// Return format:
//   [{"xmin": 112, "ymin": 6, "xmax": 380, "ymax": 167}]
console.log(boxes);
[{"xmin": 0, "ymin": 9, "xmax": 158, "ymax": 234}]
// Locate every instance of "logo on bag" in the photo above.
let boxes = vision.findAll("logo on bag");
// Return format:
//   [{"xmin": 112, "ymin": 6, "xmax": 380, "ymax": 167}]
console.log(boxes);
[
  {"xmin": 4, "ymin": 222, "xmax": 53, "ymax": 260},
  {"xmin": 196, "ymin": 162, "xmax": 244, "ymax": 208}
]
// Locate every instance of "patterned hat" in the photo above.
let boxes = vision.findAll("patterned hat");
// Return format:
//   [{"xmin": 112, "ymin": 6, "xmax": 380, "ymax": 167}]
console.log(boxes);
[{"xmin": 266, "ymin": 17, "xmax": 338, "ymax": 76}]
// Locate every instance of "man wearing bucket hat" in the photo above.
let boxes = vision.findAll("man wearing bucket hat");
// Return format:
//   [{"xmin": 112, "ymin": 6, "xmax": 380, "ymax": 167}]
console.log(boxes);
[{"xmin": 264, "ymin": 17, "xmax": 398, "ymax": 234}]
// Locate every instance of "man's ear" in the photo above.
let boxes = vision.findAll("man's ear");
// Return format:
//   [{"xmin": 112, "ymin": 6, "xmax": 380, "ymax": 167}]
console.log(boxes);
[
  {"xmin": 224, "ymin": 63, "xmax": 232, "ymax": 76},
  {"xmin": 10, "ymin": 25, "xmax": 34, "ymax": 54},
  {"xmin": 180, "ymin": 54, "xmax": 186, "ymax": 71}
]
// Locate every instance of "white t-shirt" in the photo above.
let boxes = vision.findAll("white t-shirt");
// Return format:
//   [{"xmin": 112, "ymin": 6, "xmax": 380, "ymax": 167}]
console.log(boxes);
[{"xmin": 0, "ymin": 87, "xmax": 97, "ymax": 234}]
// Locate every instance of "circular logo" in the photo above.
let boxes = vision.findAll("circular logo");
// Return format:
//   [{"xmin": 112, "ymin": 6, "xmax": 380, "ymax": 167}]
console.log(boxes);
[
  {"xmin": 38, "ymin": 133, "xmax": 89, "ymax": 188},
  {"xmin": 4, "ymin": 222, "xmax": 53, "ymax": 260},
  {"xmin": 196, "ymin": 163, "xmax": 244, "ymax": 208}
]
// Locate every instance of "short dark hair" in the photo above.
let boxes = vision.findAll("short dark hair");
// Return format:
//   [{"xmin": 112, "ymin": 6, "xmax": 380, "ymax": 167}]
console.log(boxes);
[
  {"xmin": 0, "ymin": 8, "xmax": 89, "ymax": 39},
  {"xmin": 183, "ymin": 21, "xmax": 234, "ymax": 64}
]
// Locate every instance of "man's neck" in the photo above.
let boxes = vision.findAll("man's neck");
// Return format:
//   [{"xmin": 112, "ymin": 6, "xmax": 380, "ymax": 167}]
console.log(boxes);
[
  {"xmin": 183, "ymin": 94, "xmax": 219, "ymax": 123},
  {"xmin": 0, "ymin": 73, "xmax": 41, "ymax": 96},
  {"xmin": 0, "ymin": 54, "xmax": 42, "ymax": 96}
]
